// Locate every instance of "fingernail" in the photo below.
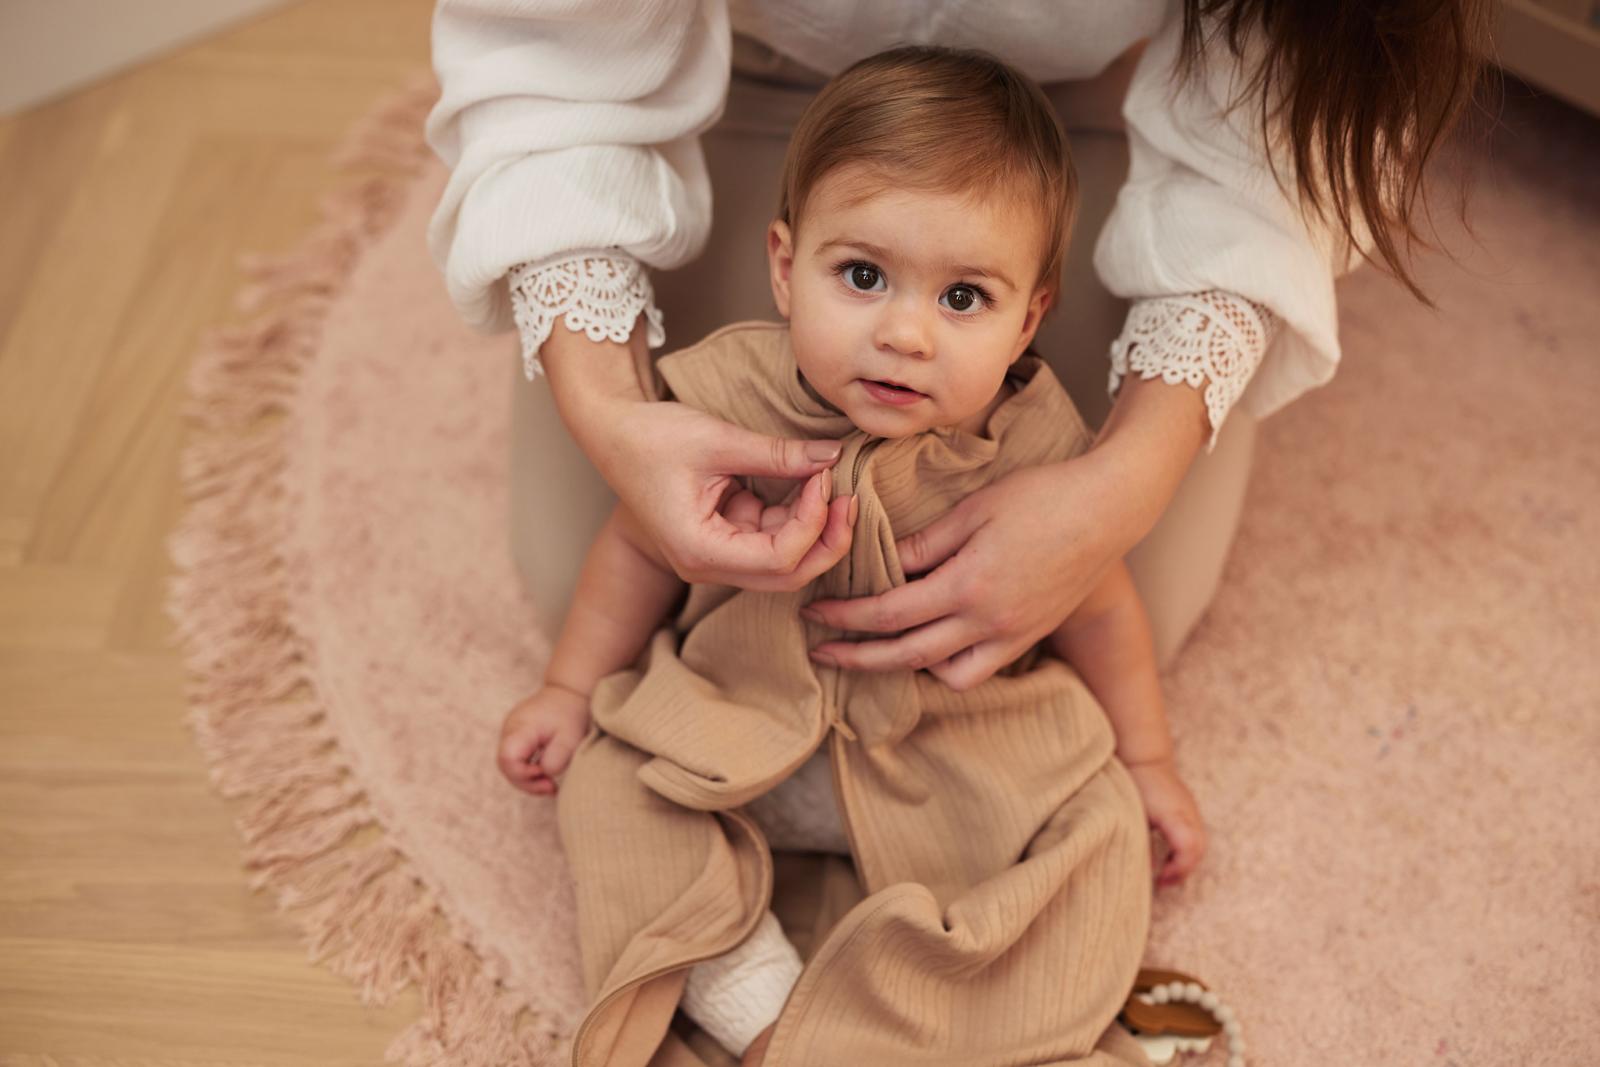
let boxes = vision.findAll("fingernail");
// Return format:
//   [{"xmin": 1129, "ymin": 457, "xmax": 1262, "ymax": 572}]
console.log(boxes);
[
  {"xmin": 822, "ymin": 467, "xmax": 834, "ymax": 501},
  {"xmin": 799, "ymin": 606, "xmax": 823, "ymax": 622},
  {"xmin": 847, "ymin": 495, "xmax": 859, "ymax": 524},
  {"xmin": 806, "ymin": 440, "xmax": 842, "ymax": 463},
  {"xmin": 809, "ymin": 649, "xmax": 838, "ymax": 666}
]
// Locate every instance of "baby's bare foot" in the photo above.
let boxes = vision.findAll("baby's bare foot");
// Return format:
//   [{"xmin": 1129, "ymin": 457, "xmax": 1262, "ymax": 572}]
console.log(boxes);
[{"xmin": 741, "ymin": 1022, "xmax": 777, "ymax": 1067}]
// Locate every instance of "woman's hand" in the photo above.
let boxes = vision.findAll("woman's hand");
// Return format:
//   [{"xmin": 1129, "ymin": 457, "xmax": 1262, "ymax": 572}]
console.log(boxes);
[
  {"xmin": 803, "ymin": 458, "xmax": 1130, "ymax": 690},
  {"xmin": 542, "ymin": 322, "xmax": 857, "ymax": 592},
  {"xmin": 1123, "ymin": 756, "xmax": 1207, "ymax": 887},
  {"xmin": 800, "ymin": 374, "xmax": 1211, "ymax": 690},
  {"xmin": 611, "ymin": 401, "xmax": 859, "ymax": 590},
  {"xmin": 497, "ymin": 685, "xmax": 592, "ymax": 796}
]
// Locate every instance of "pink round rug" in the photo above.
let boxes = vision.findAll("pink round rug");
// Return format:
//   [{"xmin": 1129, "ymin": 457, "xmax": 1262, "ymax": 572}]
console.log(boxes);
[{"xmin": 166, "ymin": 74, "xmax": 1600, "ymax": 1066}]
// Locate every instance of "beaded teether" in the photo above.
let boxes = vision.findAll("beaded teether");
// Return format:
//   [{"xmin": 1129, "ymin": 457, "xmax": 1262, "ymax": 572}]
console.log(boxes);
[{"xmin": 1118, "ymin": 967, "xmax": 1245, "ymax": 1067}]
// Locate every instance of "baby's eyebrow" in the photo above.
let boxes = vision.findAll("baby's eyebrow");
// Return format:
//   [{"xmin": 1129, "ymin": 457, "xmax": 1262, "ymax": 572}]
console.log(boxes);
[{"xmin": 816, "ymin": 238, "xmax": 1017, "ymax": 293}]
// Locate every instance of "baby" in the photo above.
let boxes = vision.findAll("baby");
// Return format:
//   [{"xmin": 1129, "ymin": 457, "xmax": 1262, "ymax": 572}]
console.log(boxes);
[{"xmin": 500, "ymin": 45, "xmax": 1206, "ymax": 1067}]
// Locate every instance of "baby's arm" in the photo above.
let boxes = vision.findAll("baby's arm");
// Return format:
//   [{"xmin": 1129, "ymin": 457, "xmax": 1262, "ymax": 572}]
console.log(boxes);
[
  {"xmin": 1046, "ymin": 562, "xmax": 1207, "ymax": 885},
  {"xmin": 543, "ymin": 501, "xmax": 687, "ymax": 699},
  {"xmin": 497, "ymin": 502, "xmax": 686, "ymax": 795},
  {"xmin": 1046, "ymin": 560, "xmax": 1170, "ymax": 766}
]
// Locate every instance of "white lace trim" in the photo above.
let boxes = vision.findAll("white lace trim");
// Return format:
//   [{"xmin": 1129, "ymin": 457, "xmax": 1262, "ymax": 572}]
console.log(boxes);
[
  {"xmin": 1107, "ymin": 291, "xmax": 1279, "ymax": 452},
  {"xmin": 506, "ymin": 249, "xmax": 667, "ymax": 382}
]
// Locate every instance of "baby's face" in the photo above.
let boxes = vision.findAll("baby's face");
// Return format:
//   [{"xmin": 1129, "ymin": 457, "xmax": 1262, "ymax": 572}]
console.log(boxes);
[{"xmin": 767, "ymin": 162, "xmax": 1052, "ymax": 438}]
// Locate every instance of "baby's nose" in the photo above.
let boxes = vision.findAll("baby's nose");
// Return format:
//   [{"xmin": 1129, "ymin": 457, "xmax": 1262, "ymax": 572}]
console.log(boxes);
[{"xmin": 873, "ymin": 302, "xmax": 935, "ymax": 360}]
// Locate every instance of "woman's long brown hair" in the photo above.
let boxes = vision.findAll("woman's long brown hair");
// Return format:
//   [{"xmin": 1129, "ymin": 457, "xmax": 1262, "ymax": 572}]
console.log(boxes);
[{"xmin": 1178, "ymin": 0, "xmax": 1498, "ymax": 306}]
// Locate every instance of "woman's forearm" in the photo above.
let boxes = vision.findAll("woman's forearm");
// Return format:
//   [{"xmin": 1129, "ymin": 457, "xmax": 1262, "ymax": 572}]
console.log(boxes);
[
  {"xmin": 539, "ymin": 317, "xmax": 652, "ymax": 480},
  {"xmin": 1083, "ymin": 374, "xmax": 1211, "ymax": 554}
]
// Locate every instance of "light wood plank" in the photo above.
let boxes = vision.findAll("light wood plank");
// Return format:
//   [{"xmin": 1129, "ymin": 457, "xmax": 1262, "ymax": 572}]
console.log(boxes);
[
  {"xmin": 0, "ymin": 0, "xmax": 444, "ymax": 1061},
  {"xmin": 0, "ymin": 83, "xmax": 197, "ymax": 552},
  {"xmin": 0, "ymin": 939, "xmax": 422, "ymax": 1065},
  {"xmin": 0, "ymin": 565, "xmax": 122, "ymax": 650}
]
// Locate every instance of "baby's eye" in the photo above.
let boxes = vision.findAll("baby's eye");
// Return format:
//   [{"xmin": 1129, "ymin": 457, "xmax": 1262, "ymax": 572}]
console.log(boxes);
[
  {"xmin": 941, "ymin": 284, "xmax": 988, "ymax": 314},
  {"xmin": 838, "ymin": 262, "xmax": 885, "ymax": 293}
]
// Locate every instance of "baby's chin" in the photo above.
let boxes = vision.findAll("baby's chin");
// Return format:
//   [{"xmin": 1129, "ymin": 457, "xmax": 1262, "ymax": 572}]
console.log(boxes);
[
  {"xmin": 838, "ymin": 398, "xmax": 945, "ymax": 439},
  {"xmin": 805, "ymin": 372, "xmax": 971, "ymax": 438}
]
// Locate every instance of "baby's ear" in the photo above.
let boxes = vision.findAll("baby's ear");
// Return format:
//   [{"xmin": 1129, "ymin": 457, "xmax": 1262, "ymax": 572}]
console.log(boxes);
[
  {"xmin": 1014, "ymin": 285, "xmax": 1053, "ymax": 359},
  {"xmin": 766, "ymin": 220, "xmax": 795, "ymax": 319}
]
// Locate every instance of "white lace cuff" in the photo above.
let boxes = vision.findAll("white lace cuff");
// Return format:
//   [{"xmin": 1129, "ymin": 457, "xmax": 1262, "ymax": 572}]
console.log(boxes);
[
  {"xmin": 1107, "ymin": 291, "xmax": 1279, "ymax": 452},
  {"xmin": 506, "ymin": 249, "xmax": 667, "ymax": 382}
]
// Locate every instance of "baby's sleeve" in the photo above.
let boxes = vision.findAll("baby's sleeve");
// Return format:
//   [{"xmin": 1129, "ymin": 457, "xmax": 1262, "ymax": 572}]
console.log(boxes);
[
  {"xmin": 424, "ymin": 0, "xmax": 732, "ymax": 365},
  {"xmin": 1093, "ymin": 0, "xmax": 1375, "ymax": 444}
]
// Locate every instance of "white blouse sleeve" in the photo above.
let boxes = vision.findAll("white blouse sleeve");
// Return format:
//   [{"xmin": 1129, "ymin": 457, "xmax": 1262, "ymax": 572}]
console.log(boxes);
[
  {"xmin": 1093, "ymin": 0, "xmax": 1372, "ymax": 435},
  {"xmin": 425, "ymin": 0, "xmax": 731, "ymax": 345}
]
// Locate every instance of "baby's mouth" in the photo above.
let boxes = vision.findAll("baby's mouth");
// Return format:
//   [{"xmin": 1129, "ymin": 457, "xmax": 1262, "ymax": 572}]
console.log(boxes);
[{"xmin": 863, "ymin": 378, "xmax": 924, "ymax": 397}]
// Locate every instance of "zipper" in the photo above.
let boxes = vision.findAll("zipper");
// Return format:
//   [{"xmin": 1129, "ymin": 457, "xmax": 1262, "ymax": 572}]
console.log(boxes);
[
  {"xmin": 832, "ymin": 434, "xmax": 882, "ymax": 717},
  {"xmin": 570, "ymin": 808, "xmax": 775, "ymax": 1064},
  {"xmin": 846, "ymin": 433, "xmax": 879, "ymax": 495},
  {"xmin": 822, "ymin": 433, "xmax": 881, "ymax": 888}
]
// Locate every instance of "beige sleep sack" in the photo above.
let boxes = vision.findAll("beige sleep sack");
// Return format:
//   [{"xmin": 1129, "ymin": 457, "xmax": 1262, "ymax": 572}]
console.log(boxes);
[{"xmin": 556, "ymin": 320, "xmax": 1154, "ymax": 1066}]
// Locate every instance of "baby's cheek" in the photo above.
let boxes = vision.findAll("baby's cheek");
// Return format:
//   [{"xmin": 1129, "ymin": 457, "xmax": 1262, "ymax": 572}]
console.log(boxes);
[{"xmin": 949, "ymin": 370, "xmax": 999, "ymax": 418}]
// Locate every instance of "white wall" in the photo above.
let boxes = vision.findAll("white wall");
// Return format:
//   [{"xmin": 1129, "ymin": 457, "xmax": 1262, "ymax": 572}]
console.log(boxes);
[{"xmin": 0, "ymin": 0, "xmax": 296, "ymax": 117}]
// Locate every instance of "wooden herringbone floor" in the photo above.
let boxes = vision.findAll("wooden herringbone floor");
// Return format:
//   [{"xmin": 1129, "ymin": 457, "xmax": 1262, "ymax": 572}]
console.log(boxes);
[{"xmin": 1, "ymin": 2, "xmax": 436, "ymax": 1061}]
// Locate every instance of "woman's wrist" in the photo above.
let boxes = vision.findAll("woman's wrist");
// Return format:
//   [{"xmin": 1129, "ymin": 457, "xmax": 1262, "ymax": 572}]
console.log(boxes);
[
  {"xmin": 540, "ymin": 316, "xmax": 653, "ymax": 472},
  {"xmin": 1083, "ymin": 373, "xmax": 1211, "ymax": 551}
]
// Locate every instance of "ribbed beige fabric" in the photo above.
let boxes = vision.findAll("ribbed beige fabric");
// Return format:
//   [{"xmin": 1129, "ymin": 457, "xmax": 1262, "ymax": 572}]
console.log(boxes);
[{"xmin": 555, "ymin": 321, "xmax": 1154, "ymax": 1066}]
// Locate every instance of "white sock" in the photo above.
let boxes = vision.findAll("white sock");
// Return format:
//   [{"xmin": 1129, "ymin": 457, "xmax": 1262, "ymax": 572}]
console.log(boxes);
[{"xmin": 680, "ymin": 909, "xmax": 804, "ymax": 1057}]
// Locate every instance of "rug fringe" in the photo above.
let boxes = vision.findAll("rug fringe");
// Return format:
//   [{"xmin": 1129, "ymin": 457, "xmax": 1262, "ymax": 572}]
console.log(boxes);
[{"xmin": 164, "ymin": 73, "xmax": 564, "ymax": 1066}]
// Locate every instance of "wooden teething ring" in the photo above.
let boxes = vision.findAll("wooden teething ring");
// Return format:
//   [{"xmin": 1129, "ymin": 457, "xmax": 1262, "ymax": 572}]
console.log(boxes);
[{"xmin": 1118, "ymin": 967, "xmax": 1225, "ymax": 1039}]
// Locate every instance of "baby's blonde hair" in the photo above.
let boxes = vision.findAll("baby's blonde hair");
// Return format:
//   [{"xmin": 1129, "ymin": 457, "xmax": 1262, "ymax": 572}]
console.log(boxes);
[{"xmin": 777, "ymin": 45, "xmax": 1077, "ymax": 308}]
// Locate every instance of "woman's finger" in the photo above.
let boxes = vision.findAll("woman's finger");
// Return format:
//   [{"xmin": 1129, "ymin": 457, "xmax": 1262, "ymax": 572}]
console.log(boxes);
[
  {"xmin": 688, "ymin": 491, "xmax": 854, "ymax": 591},
  {"xmin": 927, "ymin": 637, "xmax": 1024, "ymax": 693},
  {"xmin": 810, "ymin": 614, "xmax": 979, "ymax": 673},
  {"xmin": 894, "ymin": 498, "xmax": 985, "ymax": 576},
  {"xmin": 715, "ymin": 469, "xmax": 834, "ymax": 576},
  {"xmin": 768, "ymin": 468, "xmax": 833, "ymax": 563},
  {"xmin": 722, "ymin": 486, "xmax": 765, "ymax": 532},
  {"xmin": 709, "ymin": 421, "xmax": 842, "ymax": 481},
  {"xmin": 692, "ymin": 469, "xmax": 830, "ymax": 577},
  {"xmin": 801, "ymin": 561, "xmax": 962, "ymax": 634},
  {"xmin": 736, "ymin": 493, "xmax": 856, "ymax": 592},
  {"xmin": 757, "ymin": 480, "xmax": 808, "ymax": 533},
  {"xmin": 780, "ymin": 492, "xmax": 857, "ymax": 580}
]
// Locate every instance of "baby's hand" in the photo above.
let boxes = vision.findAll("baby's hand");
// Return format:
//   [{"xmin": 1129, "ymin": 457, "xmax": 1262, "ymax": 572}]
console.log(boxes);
[
  {"xmin": 497, "ymin": 685, "xmax": 592, "ymax": 796},
  {"xmin": 1124, "ymin": 756, "xmax": 1207, "ymax": 888}
]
